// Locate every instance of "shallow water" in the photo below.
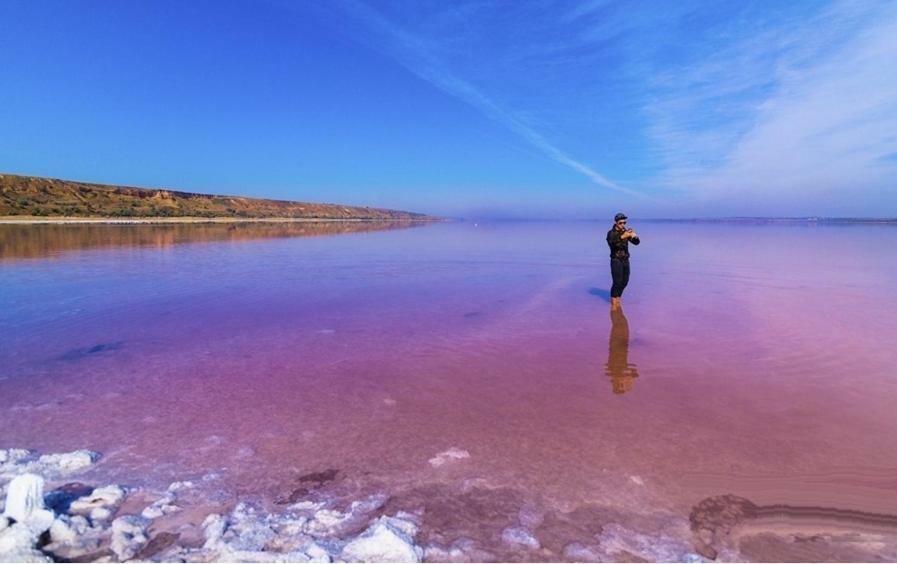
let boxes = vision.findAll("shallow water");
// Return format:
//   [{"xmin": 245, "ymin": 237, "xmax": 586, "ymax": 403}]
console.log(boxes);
[{"xmin": 2, "ymin": 220, "xmax": 897, "ymax": 558}]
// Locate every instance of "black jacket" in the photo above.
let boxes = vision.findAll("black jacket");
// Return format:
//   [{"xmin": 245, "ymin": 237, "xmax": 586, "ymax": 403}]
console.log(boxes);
[{"xmin": 607, "ymin": 227, "xmax": 640, "ymax": 260}]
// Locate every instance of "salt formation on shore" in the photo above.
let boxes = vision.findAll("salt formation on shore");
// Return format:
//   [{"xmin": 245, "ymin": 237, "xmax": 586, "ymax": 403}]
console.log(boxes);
[
  {"xmin": 0, "ymin": 449, "xmax": 98, "ymax": 485},
  {"xmin": 427, "ymin": 448, "xmax": 470, "ymax": 468},
  {"xmin": 0, "ymin": 446, "xmax": 716, "ymax": 563},
  {"xmin": 0, "ymin": 447, "xmax": 426, "ymax": 563},
  {"xmin": 5, "ymin": 443, "xmax": 897, "ymax": 563},
  {"xmin": 1, "ymin": 474, "xmax": 55, "ymax": 562},
  {"xmin": 500, "ymin": 525, "xmax": 540, "ymax": 550},
  {"xmin": 0, "ymin": 446, "xmax": 743, "ymax": 563}
]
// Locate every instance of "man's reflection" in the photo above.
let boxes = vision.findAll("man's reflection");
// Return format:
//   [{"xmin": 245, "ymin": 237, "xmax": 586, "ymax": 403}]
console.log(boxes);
[{"xmin": 606, "ymin": 308, "xmax": 639, "ymax": 394}]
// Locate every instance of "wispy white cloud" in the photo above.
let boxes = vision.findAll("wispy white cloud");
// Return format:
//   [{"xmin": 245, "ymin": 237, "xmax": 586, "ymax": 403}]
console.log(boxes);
[
  {"xmin": 647, "ymin": 1, "xmax": 897, "ymax": 214},
  {"xmin": 330, "ymin": 0, "xmax": 649, "ymax": 199}
]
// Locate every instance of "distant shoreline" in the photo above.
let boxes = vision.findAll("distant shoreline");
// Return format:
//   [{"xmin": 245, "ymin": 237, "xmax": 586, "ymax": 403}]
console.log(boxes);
[
  {"xmin": 1, "ymin": 173, "xmax": 437, "ymax": 221},
  {"xmin": 0, "ymin": 216, "xmax": 445, "ymax": 225}
]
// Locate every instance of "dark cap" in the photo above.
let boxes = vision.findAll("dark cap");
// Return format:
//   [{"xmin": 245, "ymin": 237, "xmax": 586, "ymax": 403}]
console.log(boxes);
[{"xmin": 614, "ymin": 212, "xmax": 628, "ymax": 222}]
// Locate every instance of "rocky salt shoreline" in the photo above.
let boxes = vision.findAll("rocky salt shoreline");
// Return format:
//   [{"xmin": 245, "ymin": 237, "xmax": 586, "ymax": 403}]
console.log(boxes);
[
  {"xmin": 5, "ymin": 447, "xmax": 895, "ymax": 563},
  {"xmin": 1, "ymin": 447, "xmax": 715, "ymax": 563},
  {"xmin": 0, "ymin": 448, "xmax": 426, "ymax": 562}
]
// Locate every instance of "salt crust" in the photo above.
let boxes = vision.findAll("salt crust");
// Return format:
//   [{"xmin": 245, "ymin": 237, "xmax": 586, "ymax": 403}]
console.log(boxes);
[
  {"xmin": 0, "ymin": 448, "xmax": 425, "ymax": 563},
  {"xmin": 0, "ymin": 447, "xmax": 707, "ymax": 563}
]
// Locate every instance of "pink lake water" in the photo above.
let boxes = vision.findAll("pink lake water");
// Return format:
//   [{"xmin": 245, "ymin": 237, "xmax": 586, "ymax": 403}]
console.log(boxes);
[{"xmin": 2, "ymin": 220, "xmax": 897, "ymax": 558}]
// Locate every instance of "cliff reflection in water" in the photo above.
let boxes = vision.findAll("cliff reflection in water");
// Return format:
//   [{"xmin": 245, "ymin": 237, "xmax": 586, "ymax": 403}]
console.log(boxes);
[
  {"xmin": 606, "ymin": 308, "xmax": 639, "ymax": 394},
  {"xmin": 0, "ymin": 220, "xmax": 428, "ymax": 261}
]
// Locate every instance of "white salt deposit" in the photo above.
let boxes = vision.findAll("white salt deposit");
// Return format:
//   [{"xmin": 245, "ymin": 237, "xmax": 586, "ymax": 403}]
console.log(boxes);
[
  {"xmin": 140, "ymin": 486, "xmax": 183, "ymax": 519},
  {"xmin": 44, "ymin": 514, "xmax": 106, "ymax": 558},
  {"xmin": 501, "ymin": 526, "xmax": 541, "ymax": 550},
  {"xmin": 0, "ymin": 521, "xmax": 51, "ymax": 563},
  {"xmin": 347, "ymin": 493, "xmax": 389, "ymax": 517},
  {"xmin": 0, "ymin": 475, "xmax": 55, "ymax": 562},
  {"xmin": 0, "ymin": 446, "xmax": 429, "ymax": 563},
  {"xmin": 288, "ymin": 500, "xmax": 326, "ymax": 511},
  {"xmin": 427, "ymin": 447, "xmax": 470, "ymax": 467},
  {"xmin": 36, "ymin": 451, "xmax": 97, "ymax": 474},
  {"xmin": 383, "ymin": 512, "xmax": 420, "ymax": 538},
  {"xmin": 167, "ymin": 480, "xmax": 194, "ymax": 492},
  {"xmin": 423, "ymin": 544, "xmax": 467, "ymax": 562},
  {"xmin": 340, "ymin": 516, "xmax": 423, "ymax": 563},
  {"xmin": 47, "ymin": 514, "xmax": 90, "ymax": 545},
  {"xmin": 140, "ymin": 496, "xmax": 180, "ymax": 519},
  {"xmin": 596, "ymin": 523, "xmax": 701, "ymax": 562},
  {"xmin": 199, "ymin": 503, "xmax": 343, "ymax": 562},
  {"xmin": 69, "ymin": 484, "xmax": 126, "ymax": 521},
  {"xmin": 0, "ymin": 448, "xmax": 98, "ymax": 485},
  {"xmin": 305, "ymin": 508, "xmax": 348, "ymax": 534},
  {"xmin": 0, "ymin": 449, "xmax": 32, "ymax": 468},
  {"xmin": 3, "ymin": 475, "xmax": 52, "ymax": 528},
  {"xmin": 563, "ymin": 541, "xmax": 604, "ymax": 561},
  {"xmin": 424, "ymin": 537, "xmax": 492, "ymax": 563},
  {"xmin": 0, "ymin": 445, "xmax": 712, "ymax": 563},
  {"xmin": 110, "ymin": 515, "xmax": 150, "ymax": 560}
]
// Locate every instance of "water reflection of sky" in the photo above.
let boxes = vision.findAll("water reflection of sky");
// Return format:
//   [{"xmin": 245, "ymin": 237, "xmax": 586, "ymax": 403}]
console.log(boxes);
[{"xmin": 2, "ymin": 220, "xmax": 897, "ymax": 529}]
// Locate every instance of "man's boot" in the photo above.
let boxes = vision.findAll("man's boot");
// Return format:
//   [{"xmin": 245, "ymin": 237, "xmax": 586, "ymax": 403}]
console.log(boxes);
[{"xmin": 611, "ymin": 297, "xmax": 620, "ymax": 310}]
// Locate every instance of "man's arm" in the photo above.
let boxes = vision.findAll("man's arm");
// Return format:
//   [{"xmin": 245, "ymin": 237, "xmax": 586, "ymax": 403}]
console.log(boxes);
[{"xmin": 623, "ymin": 230, "xmax": 640, "ymax": 244}]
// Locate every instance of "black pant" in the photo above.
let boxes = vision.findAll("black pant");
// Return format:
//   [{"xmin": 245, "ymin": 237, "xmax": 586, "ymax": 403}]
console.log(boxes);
[{"xmin": 610, "ymin": 258, "xmax": 630, "ymax": 298}]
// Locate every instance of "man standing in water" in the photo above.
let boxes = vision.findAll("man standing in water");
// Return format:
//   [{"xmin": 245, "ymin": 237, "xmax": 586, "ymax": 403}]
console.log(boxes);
[{"xmin": 606, "ymin": 212, "xmax": 640, "ymax": 310}]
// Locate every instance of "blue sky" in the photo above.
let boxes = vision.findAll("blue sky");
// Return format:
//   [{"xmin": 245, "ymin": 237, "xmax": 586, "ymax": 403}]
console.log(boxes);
[{"xmin": 1, "ymin": 1, "xmax": 895, "ymax": 218}]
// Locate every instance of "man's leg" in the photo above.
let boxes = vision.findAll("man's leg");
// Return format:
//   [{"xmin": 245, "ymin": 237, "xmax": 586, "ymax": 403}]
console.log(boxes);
[
  {"xmin": 610, "ymin": 259, "xmax": 624, "ymax": 309},
  {"xmin": 619, "ymin": 260, "xmax": 631, "ymax": 297}
]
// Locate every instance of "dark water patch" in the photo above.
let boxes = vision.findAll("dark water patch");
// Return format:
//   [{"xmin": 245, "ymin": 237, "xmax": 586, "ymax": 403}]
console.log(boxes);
[
  {"xmin": 298, "ymin": 468, "xmax": 339, "ymax": 486},
  {"xmin": 44, "ymin": 482, "xmax": 95, "ymax": 513},
  {"xmin": 57, "ymin": 341, "xmax": 124, "ymax": 362},
  {"xmin": 275, "ymin": 488, "xmax": 310, "ymax": 505},
  {"xmin": 275, "ymin": 468, "xmax": 341, "ymax": 505}
]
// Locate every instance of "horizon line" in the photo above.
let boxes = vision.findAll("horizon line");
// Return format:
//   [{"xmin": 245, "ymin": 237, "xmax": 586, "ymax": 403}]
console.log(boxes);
[{"xmin": 454, "ymin": 216, "xmax": 897, "ymax": 223}]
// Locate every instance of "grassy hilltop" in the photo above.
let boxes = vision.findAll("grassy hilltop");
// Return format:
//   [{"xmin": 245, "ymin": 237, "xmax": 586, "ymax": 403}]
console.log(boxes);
[{"xmin": 0, "ymin": 173, "xmax": 433, "ymax": 220}]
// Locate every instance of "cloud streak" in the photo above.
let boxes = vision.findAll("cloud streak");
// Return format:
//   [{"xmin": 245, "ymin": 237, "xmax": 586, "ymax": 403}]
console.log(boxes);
[{"xmin": 332, "ymin": 0, "xmax": 648, "ymax": 199}]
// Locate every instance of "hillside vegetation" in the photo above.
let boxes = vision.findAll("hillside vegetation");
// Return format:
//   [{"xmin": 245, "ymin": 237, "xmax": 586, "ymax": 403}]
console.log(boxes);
[{"xmin": 0, "ymin": 174, "xmax": 431, "ymax": 220}]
